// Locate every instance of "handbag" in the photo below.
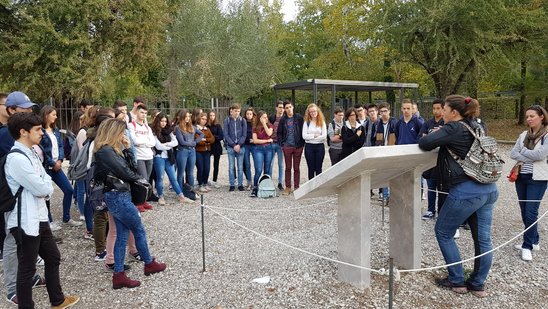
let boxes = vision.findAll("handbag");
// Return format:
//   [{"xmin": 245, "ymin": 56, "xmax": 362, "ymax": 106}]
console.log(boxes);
[
  {"xmin": 131, "ymin": 179, "xmax": 152, "ymax": 205},
  {"xmin": 507, "ymin": 162, "xmax": 522, "ymax": 182}
]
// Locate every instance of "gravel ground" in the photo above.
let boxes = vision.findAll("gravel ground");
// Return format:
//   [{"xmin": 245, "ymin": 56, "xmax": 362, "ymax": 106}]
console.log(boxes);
[{"xmin": 2, "ymin": 144, "xmax": 547, "ymax": 309}]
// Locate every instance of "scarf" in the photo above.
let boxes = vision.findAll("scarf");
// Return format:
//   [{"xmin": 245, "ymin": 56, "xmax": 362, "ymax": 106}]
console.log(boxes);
[
  {"xmin": 524, "ymin": 125, "xmax": 547, "ymax": 150},
  {"xmin": 157, "ymin": 126, "xmax": 173, "ymax": 143}
]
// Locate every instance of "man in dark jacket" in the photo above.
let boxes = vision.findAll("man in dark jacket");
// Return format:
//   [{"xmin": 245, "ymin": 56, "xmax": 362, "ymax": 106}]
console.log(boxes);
[
  {"xmin": 223, "ymin": 103, "xmax": 247, "ymax": 191},
  {"xmin": 276, "ymin": 101, "xmax": 304, "ymax": 195}
]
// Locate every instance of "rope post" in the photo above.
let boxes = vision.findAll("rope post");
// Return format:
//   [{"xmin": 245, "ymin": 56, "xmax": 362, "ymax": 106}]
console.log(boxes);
[
  {"xmin": 388, "ymin": 257, "xmax": 394, "ymax": 309},
  {"xmin": 382, "ymin": 199, "xmax": 386, "ymax": 227},
  {"xmin": 201, "ymin": 194, "xmax": 206, "ymax": 272}
]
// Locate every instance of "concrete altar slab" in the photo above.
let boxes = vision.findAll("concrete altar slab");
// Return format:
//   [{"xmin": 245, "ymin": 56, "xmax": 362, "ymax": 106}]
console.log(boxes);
[{"xmin": 294, "ymin": 145, "xmax": 437, "ymax": 288}]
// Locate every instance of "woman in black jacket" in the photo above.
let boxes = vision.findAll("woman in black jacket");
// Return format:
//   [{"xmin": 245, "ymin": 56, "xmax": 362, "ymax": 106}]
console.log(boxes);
[
  {"xmin": 340, "ymin": 107, "xmax": 365, "ymax": 160},
  {"xmin": 93, "ymin": 119, "xmax": 166, "ymax": 289},
  {"xmin": 418, "ymin": 95, "xmax": 498, "ymax": 297}
]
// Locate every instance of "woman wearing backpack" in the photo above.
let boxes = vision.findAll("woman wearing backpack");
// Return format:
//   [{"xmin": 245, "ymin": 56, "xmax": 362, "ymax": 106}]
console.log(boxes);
[
  {"xmin": 418, "ymin": 95, "xmax": 498, "ymax": 298},
  {"xmin": 39, "ymin": 106, "xmax": 77, "ymax": 229},
  {"xmin": 510, "ymin": 105, "xmax": 548, "ymax": 261},
  {"xmin": 250, "ymin": 111, "xmax": 274, "ymax": 197},
  {"xmin": 93, "ymin": 118, "xmax": 166, "ymax": 289}
]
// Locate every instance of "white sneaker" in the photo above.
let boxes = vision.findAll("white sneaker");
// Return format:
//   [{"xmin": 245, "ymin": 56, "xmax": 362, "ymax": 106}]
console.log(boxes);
[
  {"xmin": 158, "ymin": 197, "xmax": 166, "ymax": 205},
  {"xmin": 514, "ymin": 244, "xmax": 540, "ymax": 251},
  {"xmin": 36, "ymin": 256, "xmax": 44, "ymax": 266},
  {"xmin": 63, "ymin": 219, "xmax": 83, "ymax": 227},
  {"xmin": 212, "ymin": 181, "xmax": 221, "ymax": 189},
  {"xmin": 521, "ymin": 248, "xmax": 532, "ymax": 261},
  {"xmin": 79, "ymin": 215, "xmax": 85, "ymax": 221},
  {"xmin": 49, "ymin": 222, "xmax": 62, "ymax": 231},
  {"xmin": 454, "ymin": 229, "xmax": 460, "ymax": 239},
  {"xmin": 199, "ymin": 186, "xmax": 208, "ymax": 193}
]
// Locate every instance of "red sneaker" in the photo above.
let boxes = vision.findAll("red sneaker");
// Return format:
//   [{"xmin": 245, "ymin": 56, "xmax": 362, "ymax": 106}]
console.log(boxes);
[
  {"xmin": 144, "ymin": 258, "xmax": 166, "ymax": 276},
  {"xmin": 136, "ymin": 204, "xmax": 146, "ymax": 212},
  {"xmin": 143, "ymin": 202, "xmax": 154, "ymax": 210}
]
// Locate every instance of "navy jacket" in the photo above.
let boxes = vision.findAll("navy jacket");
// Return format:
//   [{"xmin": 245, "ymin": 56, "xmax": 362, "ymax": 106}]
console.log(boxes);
[
  {"xmin": 395, "ymin": 115, "xmax": 424, "ymax": 145},
  {"xmin": 0, "ymin": 124, "xmax": 15, "ymax": 157},
  {"xmin": 39, "ymin": 127, "xmax": 65, "ymax": 169},
  {"xmin": 276, "ymin": 113, "xmax": 305, "ymax": 148},
  {"xmin": 223, "ymin": 116, "xmax": 247, "ymax": 147}
]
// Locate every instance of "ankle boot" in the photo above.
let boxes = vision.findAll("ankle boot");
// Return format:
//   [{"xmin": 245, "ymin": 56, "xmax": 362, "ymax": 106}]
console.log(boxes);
[
  {"xmin": 112, "ymin": 272, "xmax": 141, "ymax": 289},
  {"xmin": 144, "ymin": 258, "xmax": 167, "ymax": 276}
]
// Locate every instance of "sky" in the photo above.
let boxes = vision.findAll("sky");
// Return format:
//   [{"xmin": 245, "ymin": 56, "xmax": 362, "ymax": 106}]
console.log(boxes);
[{"xmin": 280, "ymin": 0, "xmax": 298, "ymax": 22}]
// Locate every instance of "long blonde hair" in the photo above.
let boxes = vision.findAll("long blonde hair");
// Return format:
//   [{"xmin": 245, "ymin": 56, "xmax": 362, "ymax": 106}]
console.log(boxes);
[
  {"xmin": 94, "ymin": 118, "xmax": 127, "ymax": 155},
  {"xmin": 304, "ymin": 103, "xmax": 325, "ymax": 128}
]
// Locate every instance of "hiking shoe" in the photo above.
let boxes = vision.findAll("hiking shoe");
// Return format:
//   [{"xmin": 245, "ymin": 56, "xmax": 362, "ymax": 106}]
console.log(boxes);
[
  {"xmin": 229, "ymin": 186, "xmax": 235, "ymax": 192},
  {"xmin": 112, "ymin": 272, "xmax": 141, "ymax": 289},
  {"xmin": 6, "ymin": 293, "xmax": 17, "ymax": 305},
  {"xmin": 63, "ymin": 219, "xmax": 82, "ymax": 227},
  {"xmin": 32, "ymin": 274, "xmax": 46, "ymax": 288},
  {"xmin": 514, "ymin": 244, "xmax": 540, "ymax": 251},
  {"xmin": 421, "ymin": 211, "xmax": 435, "ymax": 220},
  {"xmin": 104, "ymin": 263, "xmax": 131, "ymax": 272},
  {"xmin": 130, "ymin": 252, "xmax": 143, "ymax": 262},
  {"xmin": 238, "ymin": 185, "xmax": 245, "ymax": 191},
  {"xmin": 84, "ymin": 232, "xmax": 94, "ymax": 241},
  {"xmin": 521, "ymin": 248, "xmax": 533, "ymax": 261},
  {"xmin": 51, "ymin": 295, "xmax": 80, "ymax": 309},
  {"xmin": 277, "ymin": 183, "xmax": 283, "ymax": 191},
  {"xmin": 95, "ymin": 250, "xmax": 107, "ymax": 261},
  {"xmin": 144, "ymin": 258, "xmax": 166, "ymax": 276},
  {"xmin": 158, "ymin": 197, "xmax": 166, "ymax": 205},
  {"xmin": 282, "ymin": 187, "xmax": 291, "ymax": 196},
  {"xmin": 435, "ymin": 277, "xmax": 468, "ymax": 294},
  {"xmin": 49, "ymin": 222, "xmax": 62, "ymax": 231},
  {"xmin": 36, "ymin": 256, "xmax": 44, "ymax": 266},
  {"xmin": 143, "ymin": 202, "xmax": 154, "ymax": 210}
]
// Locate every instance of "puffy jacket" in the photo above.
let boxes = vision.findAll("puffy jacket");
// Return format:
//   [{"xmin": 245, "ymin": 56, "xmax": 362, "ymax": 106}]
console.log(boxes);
[
  {"xmin": 40, "ymin": 127, "xmax": 65, "ymax": 169},
  {"xmin": 276, "ymin": 113, "xmax": 305, "ymax": 148},
  {"xmin": 93, "ymin": 146, "xmax": 142, "ymax": 192},
  {"xmin": 418, "ymin": 120, "xmax": 477, "ymax": 190}
]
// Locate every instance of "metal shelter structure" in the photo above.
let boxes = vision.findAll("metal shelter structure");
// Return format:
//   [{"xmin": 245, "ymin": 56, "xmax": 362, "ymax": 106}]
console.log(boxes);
[{"xmin": 272, "ymin": 79, "xmax": 420, "ymax": 117}]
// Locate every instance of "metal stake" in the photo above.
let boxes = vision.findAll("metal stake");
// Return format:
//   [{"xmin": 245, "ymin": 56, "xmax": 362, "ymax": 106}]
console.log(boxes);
[
  {"xmin": 388, "ymin": 258, "xmax": 394, "ymax": 309},
  {"xmin": 201, "ymin": 194, "xmax": 206, "ymax": 272}
]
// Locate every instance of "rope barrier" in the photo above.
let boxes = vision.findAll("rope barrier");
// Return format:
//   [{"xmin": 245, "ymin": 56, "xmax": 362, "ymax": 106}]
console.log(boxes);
[
  {"xmin": 203, "ymin": 204, "xmax": 384, "ymax": 274},
  {"xmin": 204, "ymin": 198, "xmax": 337, "ymax": 212},
  {"xmin": 424, "ymin": 187, "xmax": 546, "ymax": 203}
]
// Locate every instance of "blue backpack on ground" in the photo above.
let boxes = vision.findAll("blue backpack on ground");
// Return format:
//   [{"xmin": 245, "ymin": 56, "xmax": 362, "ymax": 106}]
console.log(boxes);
[{"xmin": 257, "ymin": 174, "xmax": 277, "ymax": 198}]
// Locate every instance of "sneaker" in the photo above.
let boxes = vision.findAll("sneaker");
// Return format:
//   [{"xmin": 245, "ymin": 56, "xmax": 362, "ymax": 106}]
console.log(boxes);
[
  {"xmin": 95, "ymin": 250, "xmax": 107, "ymax": 261},
  {"xmin": 0, "ymin": 250, "xmax": 3, "ymax": 262},
  {"xmin": 178, "ymin": 195, "xmax": 194, "ymax": 204},
  {"xmin": 229, "ymin": 186, "xmax": 235, "ymax": 192},
  {"xmin": 79, "ymin": 215, "xmax": 85, "ymax": 221},
  {"xmin": 129, "ymin": 252, "xmax": 143, "ymax": 262},
  {"xmin": 51, "ymin": 295, "xmax": 80, "ymax": 309},
  {"xmin": 277, "ymin": 183, "xmax": 283, "ymax": 191},
  {"xmin": 136, "ymin": 204, "xmax": 146, "ymax": 212},
  {"xmin": 199, "ymin": 186, "xmax": 208, "ymax": 193},
  {"xmin": 158, "ymin": 197, "xmax": 166, "ymax": 205},
  {"xmin": 514, "ymin": 244, "xmax": 540, "ymax": 251},
  {"xmin": 521, "ymin": 248, "xmax": 532, "ymax": 261},
  {"xmin": 147, "ymin": 194, "xmax": 159, "ymax": 202},
  {"xmin": 435, "ymin": 277, "xmax": 468, "ymax": 294},
  {"xmin": 460, "ymin": 223, "xmax": 470, "ymax": 230},
  {"xmin": 6, "ymin": 293, "xmax": 17, "ymax": 305},
  {"xmin": 54, "ymin": 236, "xmax": 63, "ymax": 244},
  {"xmin": 204, "ymin": 185, "xmax": 212, "ymax": 191},
  {"xmin": 421, "ymin": 211, "xmax": 435, "ymax": 220},
  {"xmin": 249, "ymin": 188, "xmax": 257, "ymax": 198},
  {"xmin": 238, "ymin": 185, "xmax": 245, "ymax": 191},
  {"xmin": 282, "ymin": 187, "xmax": 291, "ymax": 196},
  {"xmin": 454, "ymin": 229, "xmax": 460, "ymax": 239},
  {"xmin": 84, "ymin": 232, "xmax": 94, "ymax": 241},
  {"xmin": 212, "ymin": 181, "xmax": 221, "ymax": 189},
  {"xmin": 63, "ymin": 219, "xmax": 83, "ymax": 227},
  {"xmin": 50, "ymin": 222, "xmax": 62, "ymax": 231},
  {"xmin": 104, "ymin": 263, "xmax": 132, "ymax": 272},
  {"xmin": 32, "ymin": 274, "xmax": 46, "ymax": 288},
  {"xmin": 36, "ymin": 256, "xmax": 44, "ymax": 266},
  {"xmin": 466, "ymin": 281, "xmax": 487, "ymax": 298},
  {"xmin": 143, "ymin": 202, "xmax": 154, "ymax": 210}
]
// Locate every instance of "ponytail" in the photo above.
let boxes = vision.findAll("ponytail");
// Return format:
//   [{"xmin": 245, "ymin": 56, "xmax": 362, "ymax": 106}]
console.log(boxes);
[{"xmin": 445, "ymin": 95, "xmax": 480, "ymax": 119}]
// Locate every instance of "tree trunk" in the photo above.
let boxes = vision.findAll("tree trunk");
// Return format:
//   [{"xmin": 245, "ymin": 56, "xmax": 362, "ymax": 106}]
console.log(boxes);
[{"xmin": 518, "ymin": 61, "xmax": 527, "ymax": 125}]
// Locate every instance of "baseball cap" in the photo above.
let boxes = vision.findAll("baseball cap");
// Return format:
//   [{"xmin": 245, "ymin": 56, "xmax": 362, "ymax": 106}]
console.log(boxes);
[{"xmin": 6, "ymin": 91, "xmax": 37, "ymax": 109}]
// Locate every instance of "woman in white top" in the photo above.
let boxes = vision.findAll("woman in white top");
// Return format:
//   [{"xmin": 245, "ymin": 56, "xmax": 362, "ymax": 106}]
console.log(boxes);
[
  {"xmin": 151, "ymin": 112, "xmax": 191, "ymax": 205},
  {"xmin": 302, "ymin": 103, "xmax": 327, "ymax": 180},
  {"xmin": 510, "ymin": 105, "xmax": 548, "ymax": 261}
]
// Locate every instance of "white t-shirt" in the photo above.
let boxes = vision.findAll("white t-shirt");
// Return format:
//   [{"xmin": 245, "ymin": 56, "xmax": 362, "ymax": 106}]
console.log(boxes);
[{"xmin": 47, "ymin": 131, "xmax": 59, "ymax": 161}]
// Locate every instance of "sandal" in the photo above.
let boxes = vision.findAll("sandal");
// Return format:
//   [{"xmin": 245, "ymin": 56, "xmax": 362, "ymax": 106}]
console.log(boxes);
[{"xmin": 435, "ymin": 277, "xmax": 468, "ymax": 294}]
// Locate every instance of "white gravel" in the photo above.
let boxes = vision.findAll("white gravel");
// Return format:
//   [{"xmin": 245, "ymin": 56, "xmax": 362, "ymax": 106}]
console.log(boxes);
[{"xmin": 4, "ymin": 144, "xmax": 547, "ymax": 308}]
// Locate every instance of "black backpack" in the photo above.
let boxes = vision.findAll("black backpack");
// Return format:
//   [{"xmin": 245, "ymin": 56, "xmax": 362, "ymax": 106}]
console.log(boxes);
[{"xmin": 0, "ymin": 149, "xmax": 31, "ymax": 213}]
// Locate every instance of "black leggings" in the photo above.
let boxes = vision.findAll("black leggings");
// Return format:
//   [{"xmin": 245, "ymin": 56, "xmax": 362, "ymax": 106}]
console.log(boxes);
[{"xmin": 211, "ymin": 151, "xmax": 221, "ymax": 182}]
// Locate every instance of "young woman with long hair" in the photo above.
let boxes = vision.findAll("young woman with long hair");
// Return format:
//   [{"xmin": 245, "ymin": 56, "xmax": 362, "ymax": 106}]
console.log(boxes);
[
  {"xmin": 93, "ymin": 118, "xmax": 166, "ymax": 289},
  {"xmin": 302, "ymin": 103, "xmax": 327, "ymax": 179},
  {"xmin": 174, "ymin": 109, "xmax": 204, "ymax": 197},
  {"xmin": 151, "ymin": 112, "xmax": 191, "ymax": 204},
  {"xmin": 250, "ymin": 110, "xmax": 274, "ymax": 197},
  {"xmin": 243, "ymin": 107, "xmax": 256, "ymax": 189},
  {"xmin": 207, "ymin": 110, "xmax": 223, "ymax": 188},
  {"xmin": 195, "ymin": 112, "xmax": 215, "ymax": 192},
  {"xmin": 39, "ymin": 106, "xmax": 77, "ymax": 228}
]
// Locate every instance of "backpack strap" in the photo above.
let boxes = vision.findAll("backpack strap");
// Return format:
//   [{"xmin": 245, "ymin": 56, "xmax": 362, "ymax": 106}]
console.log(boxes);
[{"xmin": 7, "ymin": 149, "xmax": 32, "ymax": 234}]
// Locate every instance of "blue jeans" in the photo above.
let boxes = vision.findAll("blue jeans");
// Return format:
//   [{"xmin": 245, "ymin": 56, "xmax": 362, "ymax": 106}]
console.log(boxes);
[
  {"xmin": 270, "ymin": 143, "xmax": 284, "ymax": 185},
  {"xmin": 47, "ymin": 169, "xmax": 74, "ymax": 223},
  {"xmin": 75, "ymin": 179, "xmax": 94, "ymax": 232},
  {"xmin": 242, "ymin": 144, "xmax": 252, "ymax": 182},
  {"xmin": 103, "ymin": 191, "xmax": 153, "ymax": 273},
  {"xmin": 435, "ymin": 184, "xmax": 498, "ymax": 288},
  {"xmin": 515, "ymin": 174, "xmax": 547, "ymax": 250},
  {"xmin": 252, "ymin": 144, "xmax": 274, "ymax": 187},
  {"xmin": 227, "ymin": 146, "xmax": 244, "ymax": 186},
  {"xmin": 153, "ymin": 156, "xmax": 182, "ymax": 197},
  {"xmin": 426, "ymin": 178, "xmax": 437, "ymax": 214},
  {"xmin": 176, "ymin": 147, "xmax": 196, "ymax": 190},
  {"xmin": 195, "ymin": 151, "xmax": 211, "ymax": 186}
]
